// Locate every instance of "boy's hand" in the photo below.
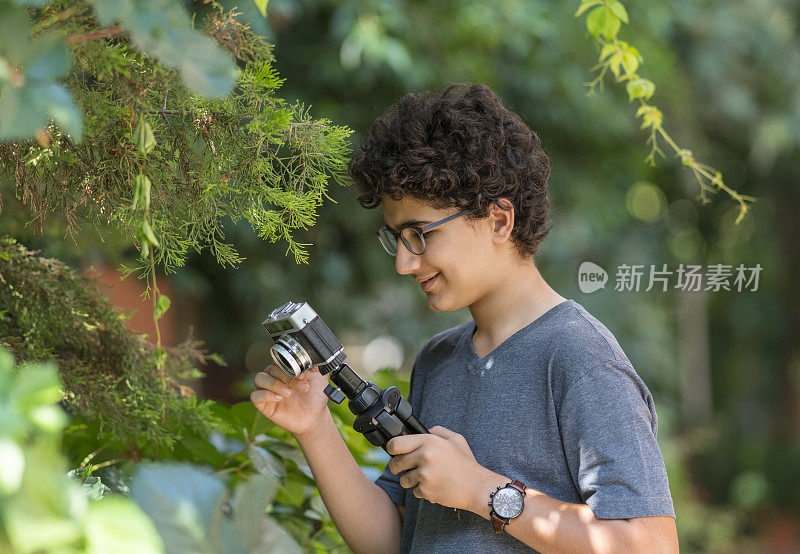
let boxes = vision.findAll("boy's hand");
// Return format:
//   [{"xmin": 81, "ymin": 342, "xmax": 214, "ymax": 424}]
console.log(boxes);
[
  {"xmin": 386, "ymin": 426, "xmax": 489, "ymax": 511},
  {"xmin": 251, "ymin": 364, "xmax": 330, "ymax": 438}
]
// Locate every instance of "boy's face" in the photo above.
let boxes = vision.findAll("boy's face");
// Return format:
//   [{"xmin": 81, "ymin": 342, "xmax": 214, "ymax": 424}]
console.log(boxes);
[{"xmin": 380, "ymin": 195, "xmax": 500, "ymax": 312}]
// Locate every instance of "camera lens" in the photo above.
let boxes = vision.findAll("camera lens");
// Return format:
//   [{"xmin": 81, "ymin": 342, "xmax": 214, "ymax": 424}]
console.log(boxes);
[{"xmin": 270, "ymin": 334, "xmax": 313, "ymax": 378}]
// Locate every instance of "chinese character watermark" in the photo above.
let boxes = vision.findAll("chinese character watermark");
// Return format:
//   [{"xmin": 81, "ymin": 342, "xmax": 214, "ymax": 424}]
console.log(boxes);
[{"xmin": 578, "ymin": 263, "xmax": 762, "ymax": 293}]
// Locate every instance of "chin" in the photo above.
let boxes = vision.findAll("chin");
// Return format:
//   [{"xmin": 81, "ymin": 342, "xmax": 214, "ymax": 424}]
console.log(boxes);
[{"xmin": 426, "ymin": 293, "xmax": 461, "ymax": 313}]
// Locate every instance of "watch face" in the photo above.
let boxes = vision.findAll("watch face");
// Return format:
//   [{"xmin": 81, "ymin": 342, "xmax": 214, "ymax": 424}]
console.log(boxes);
[{"xmin": 493, "ymin": 487, "xmax": 523, "ymax": 519}]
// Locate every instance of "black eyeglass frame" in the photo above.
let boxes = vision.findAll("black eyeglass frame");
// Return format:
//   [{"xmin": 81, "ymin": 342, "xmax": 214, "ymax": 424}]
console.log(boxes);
[{"xmin": 376, "ymin": 199, "xmax": 508, "ymax": 257}]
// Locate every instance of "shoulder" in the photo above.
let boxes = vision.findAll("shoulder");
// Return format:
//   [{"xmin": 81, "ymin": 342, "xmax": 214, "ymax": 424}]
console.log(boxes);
[
  {"xmin": 544, "ymin": 300, "xmax": 638, "ymax": 396},
  {"xmin": 550, "ymin": 301, "xmax": 627, "ymax": 363}
]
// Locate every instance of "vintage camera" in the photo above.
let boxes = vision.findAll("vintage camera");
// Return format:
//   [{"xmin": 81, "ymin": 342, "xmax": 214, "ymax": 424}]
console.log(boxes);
[
  {"xmin": 262, "ymin": 301, "xmax": 347, "ymax": 378},
  {"xmin": 261, "ymin": 300, "xmax": 428, "ymax": 449}
]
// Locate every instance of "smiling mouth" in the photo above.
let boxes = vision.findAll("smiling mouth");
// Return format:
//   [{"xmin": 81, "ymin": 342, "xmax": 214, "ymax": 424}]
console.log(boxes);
[{"xmin": 420, "ymin": 273, "xmax": 440, "ymax": 290}]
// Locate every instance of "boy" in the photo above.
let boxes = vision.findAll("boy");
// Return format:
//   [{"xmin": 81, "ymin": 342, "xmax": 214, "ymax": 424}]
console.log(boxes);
[{"xmin": 251, "ymin": 83, "xmax": 678, "ymax": 553}]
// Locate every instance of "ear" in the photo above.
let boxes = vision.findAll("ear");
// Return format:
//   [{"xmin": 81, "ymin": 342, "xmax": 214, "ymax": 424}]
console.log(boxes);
[{"xmin": 489, "ymin": 198, "xmax": 515, "ymax": 244}]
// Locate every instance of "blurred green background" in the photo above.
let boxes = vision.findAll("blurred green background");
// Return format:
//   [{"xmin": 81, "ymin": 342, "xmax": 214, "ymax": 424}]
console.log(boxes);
[{"xmin": 7, "ymin": 0, "xmax": 799, "ymax": 551}]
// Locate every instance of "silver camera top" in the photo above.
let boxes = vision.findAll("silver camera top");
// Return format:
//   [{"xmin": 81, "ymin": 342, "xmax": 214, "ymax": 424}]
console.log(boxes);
[{"xmin": 261, "ymin": 301, "xmax": 319, "ymax": 336}]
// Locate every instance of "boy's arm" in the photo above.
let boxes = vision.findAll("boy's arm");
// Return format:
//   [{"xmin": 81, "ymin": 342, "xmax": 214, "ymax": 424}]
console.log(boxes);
[
  {"xmin": 464, "ymin": 467, "xmax": 678, "ymax": 554},
  {"xmin": 386, "ymin": 428, "xmax": 677, "ymax": 553},
  {"xmin": 294, "ymin": 409, "xmax": 403, "ymax": 554}
]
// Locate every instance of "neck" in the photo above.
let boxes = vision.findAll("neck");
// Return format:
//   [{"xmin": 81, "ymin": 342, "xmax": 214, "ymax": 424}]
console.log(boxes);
[{"xmin": 468, "ymin": 258, "xmax": 566, "ymax": 346}]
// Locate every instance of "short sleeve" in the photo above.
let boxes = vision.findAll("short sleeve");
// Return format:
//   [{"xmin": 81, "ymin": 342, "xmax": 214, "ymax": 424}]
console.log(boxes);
[
  {"xmin": 558, "ymin": 360, "xmax": 675, "ymax": 519},
  {"xmin": 375, "ymin": 457, "xmax": 407, "ymax": 506}
]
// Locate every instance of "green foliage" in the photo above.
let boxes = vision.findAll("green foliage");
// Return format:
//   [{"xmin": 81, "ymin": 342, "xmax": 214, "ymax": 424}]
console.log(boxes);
[
  {"xmin": 0, "ymin": 237, "xmax": 222, "ymax": 451},
  {"xmin": 574, "ymin": 0, "xmax": 754, "ymax": 222},
  {"xmin": 130, "ymin": 464, "xmax": 301, "ymax": 553},
  {"xmin": 90, "ymin": 0, "xmax": 238, "ymax": 97},
  {"xmin": 0, "ymin": 1, "xmax": 353, "ymax": 272},
  {"xmin": 0, "ymin": 346, "xmax": 165, "ymax": 553},
  {"xmin": 0, "ymin": 2, "xmax": 83, "ymax": 139},
  {"xmin": 0, "ymin": 0, "xmax": 240, "ymax": 143}
]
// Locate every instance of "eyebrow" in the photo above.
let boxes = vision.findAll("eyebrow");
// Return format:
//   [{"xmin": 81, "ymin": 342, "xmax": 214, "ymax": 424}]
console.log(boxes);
[{"xmin": 385, "ymin": 219, "xmax": 433, "ymax": 232}]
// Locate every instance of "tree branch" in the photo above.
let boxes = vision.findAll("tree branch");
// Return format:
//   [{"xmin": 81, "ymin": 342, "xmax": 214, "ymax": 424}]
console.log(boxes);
[{"xmin": 66, "ymin": 24, "xmax": 125, "ymax": 45}]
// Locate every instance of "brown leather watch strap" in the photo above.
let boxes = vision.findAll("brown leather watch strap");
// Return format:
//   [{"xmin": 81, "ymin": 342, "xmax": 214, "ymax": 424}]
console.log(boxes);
[
  {"xmin": 489, "ymin": 480, "xmax": 527, "ymax": 534},
  {"xmin": 509, "ymin": 480, "xmax": 526, "ymax": 494},
  {"xmin": 491, "ymin": 511, "xmax": 509, "ymax": 533}
]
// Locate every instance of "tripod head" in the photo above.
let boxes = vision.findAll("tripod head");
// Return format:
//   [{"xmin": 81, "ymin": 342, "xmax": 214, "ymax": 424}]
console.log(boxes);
[{"xmin": 325, "ymin": 362, "xmax": 428, "ymax": 450}]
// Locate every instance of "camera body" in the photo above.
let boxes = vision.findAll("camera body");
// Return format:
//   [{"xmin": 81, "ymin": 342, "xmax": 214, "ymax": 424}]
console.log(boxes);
[
  {"xmin": 261, "ymin": 300, "xmax": 429, "ymax": 449},
  {"xmin": 261, "ymin": 301, "xmax": 347, "ymax": 378}
]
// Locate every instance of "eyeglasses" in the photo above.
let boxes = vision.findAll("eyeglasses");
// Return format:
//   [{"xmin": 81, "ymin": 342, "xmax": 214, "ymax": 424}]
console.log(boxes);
[{"xmin": 376, "ymin": 209, "xmax": 471, "ymax": 256}]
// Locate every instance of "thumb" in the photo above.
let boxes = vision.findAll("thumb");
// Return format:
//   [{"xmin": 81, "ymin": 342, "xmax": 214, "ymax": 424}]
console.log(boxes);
[{"xmin": 428, "ymin": 425, "xmax": 459, "ymax": 440}]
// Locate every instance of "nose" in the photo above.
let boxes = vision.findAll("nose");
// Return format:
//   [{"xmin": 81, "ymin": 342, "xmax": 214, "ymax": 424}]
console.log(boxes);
[{"xmin": 394, "ymin": 239, "xmax": 422, "ymax": 276}]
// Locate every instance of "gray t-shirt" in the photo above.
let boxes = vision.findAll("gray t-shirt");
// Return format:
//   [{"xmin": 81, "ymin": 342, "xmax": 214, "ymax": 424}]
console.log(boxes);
[{"xmin": 375, "ymin": 299, "xmax": 675, "ymax": 553}]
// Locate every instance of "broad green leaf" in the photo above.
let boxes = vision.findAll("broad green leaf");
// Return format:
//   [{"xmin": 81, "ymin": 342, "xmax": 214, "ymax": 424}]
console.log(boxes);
[
  {"xmin": 86, "ymin": 495, "xmax": 165, "ymax": 554},
  {"xmin": 275, "ymin": 477, "xmax": 306, "ymax": 507},
  {"xmin": 574, "ymin": 1, "xmax": 602, "ymax": 18},
  {"xmin": 246, "ymin": 513, "xmax": 302, "ymax": 553},
  {"xmin": 11, "ymin": 361, "xmax": 63, "ymax": 413},
  {"xmin": 177, "ymin": 35, "xmax": 239, "ymax": 97},
  {"xmin": 206, "ymin": 512, "xmax": 247, "ymax": 554},
  {"xmin": 599, "ymin": 43, "xmax": 616, "ymax": 61},
  {"xmin": 231, "ymin": 400, "xmax": 273, "ymax": 438},
  {"xmin": 28, "ymin": 403, "xmax": 68, "ymax": 432},
  {"xmin": 0, "ymin": 82, "xmax": 83, "ymax": 140},
  {"xmin": 77, "ymin": 475, "xmax": 112, "ymax": 501},
  {"xmin": 178, "ymin": 435, "xmax": 228, "ymax": 466},
  {"xmin": 586, "ymin": 6, "xmax": 620, "ymax": 40},
  {"xmin": 155, "ymin": 294, "xmax": 171, "ymax": 320},
  {"xmin": 91, "ymin": 0, "xmax": 236, "ymax": 97},
  {"xmin": 607, "ymin": 0, "xmax": 629, "ymax": 24},
  {"xmin": 0, "ymin": 347, "xmax": 14, "ymax": 389},
  {"xmin": 247, "ymin": 445, "xmax": 286, "ymax": 477},
  {"xmin": 130, "ymin": 463, "xmax": 226, "ymax": 554},
  {"xmin": 36, "ymin": 83, "xmax": 83, "ymax": 139},
  {"xmin": 26, "ymin": 33, "xmax": 71, "ymax": 81},
  {"xmin": 0, "ymin": 438, "xmax": 25, "ymax": 494},
  {"xmin": 0, "ymin": 3, "xmax": 33, "ymax": 66},
  {"xmin": 253, "ymin": 0, "xmax": 269, "ymax": 17},
  {"xmin": 233, "ymin": 474, "xmax": 278, "ymax": 523},
  {"xmin": 4, "ymin": 444, "xmax": 87, "ymax": 553},
  {"xmin": 620, "ymin": 45, "xmax": 640, "ymax": 74},
  {"xmin": 207, "ymin": 403, "xmax": 244, "ymax": 437},
  {"xmin": 626, "ymin": 78, "xmax": 655, "ymax": 101}
]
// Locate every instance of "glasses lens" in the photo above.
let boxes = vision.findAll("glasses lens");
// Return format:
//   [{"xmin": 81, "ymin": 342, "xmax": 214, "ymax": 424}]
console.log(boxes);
[
  {"xmin": 378, "ymin": 228, "xmax": 398, "ymax": 256},
  {"xmin": 401, "ymin": 227, "xmax": 425, "ymax": 255}
]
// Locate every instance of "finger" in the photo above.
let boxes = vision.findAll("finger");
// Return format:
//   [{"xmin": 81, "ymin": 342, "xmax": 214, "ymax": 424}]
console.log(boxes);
[
  {"xmin": 389, "ymin": 451, "xmax": 423, "ymax": 475},
  {"xmin": 386, "ymin": 434, "xmax": 429, "ymax": 456},
  {"xmin": 250, "ymin": 390, "xmax": 279, "ymax": 417},
  {"xmin": 254, "ymin": 372, "xmax": 295, "ymax": 396},
  {"xmin": 265, "ymin": 364, "xmax": 293, "ymax": 385},
  {"xmin": 398, "ymin": 468, "xmax": 421, "ymax": 490},
  {"xmin": 428, "ymin": 426, "xmax": 466, "ymax": 449},
  {"xmin": 428, "ymin": 425, "xmax": 459, "ymax": 439},
  {"xmin": 412, "ymin": 485, "xmax": 424, "ymax": 499},
  {"xmin": 287, "ymin": 377, "xmax": 311, "ymax": 392}
]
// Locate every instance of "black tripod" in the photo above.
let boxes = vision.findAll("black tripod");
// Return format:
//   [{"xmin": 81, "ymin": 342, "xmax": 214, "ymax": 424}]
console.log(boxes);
[{"xmin": 319, "ymin": 362, "xmax": 428, "ymax": 450}]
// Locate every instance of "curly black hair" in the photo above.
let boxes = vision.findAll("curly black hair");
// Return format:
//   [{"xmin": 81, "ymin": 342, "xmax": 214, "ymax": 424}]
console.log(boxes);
[{"xmin": 348, "ymin": 83, "xmax": 552, "ymax": 259}]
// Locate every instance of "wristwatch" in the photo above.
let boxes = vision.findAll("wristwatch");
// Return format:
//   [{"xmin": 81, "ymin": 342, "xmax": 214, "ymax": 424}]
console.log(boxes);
[{"xmin": 488, "ymin": 480, "xmax": 526, "ymax": 533}]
